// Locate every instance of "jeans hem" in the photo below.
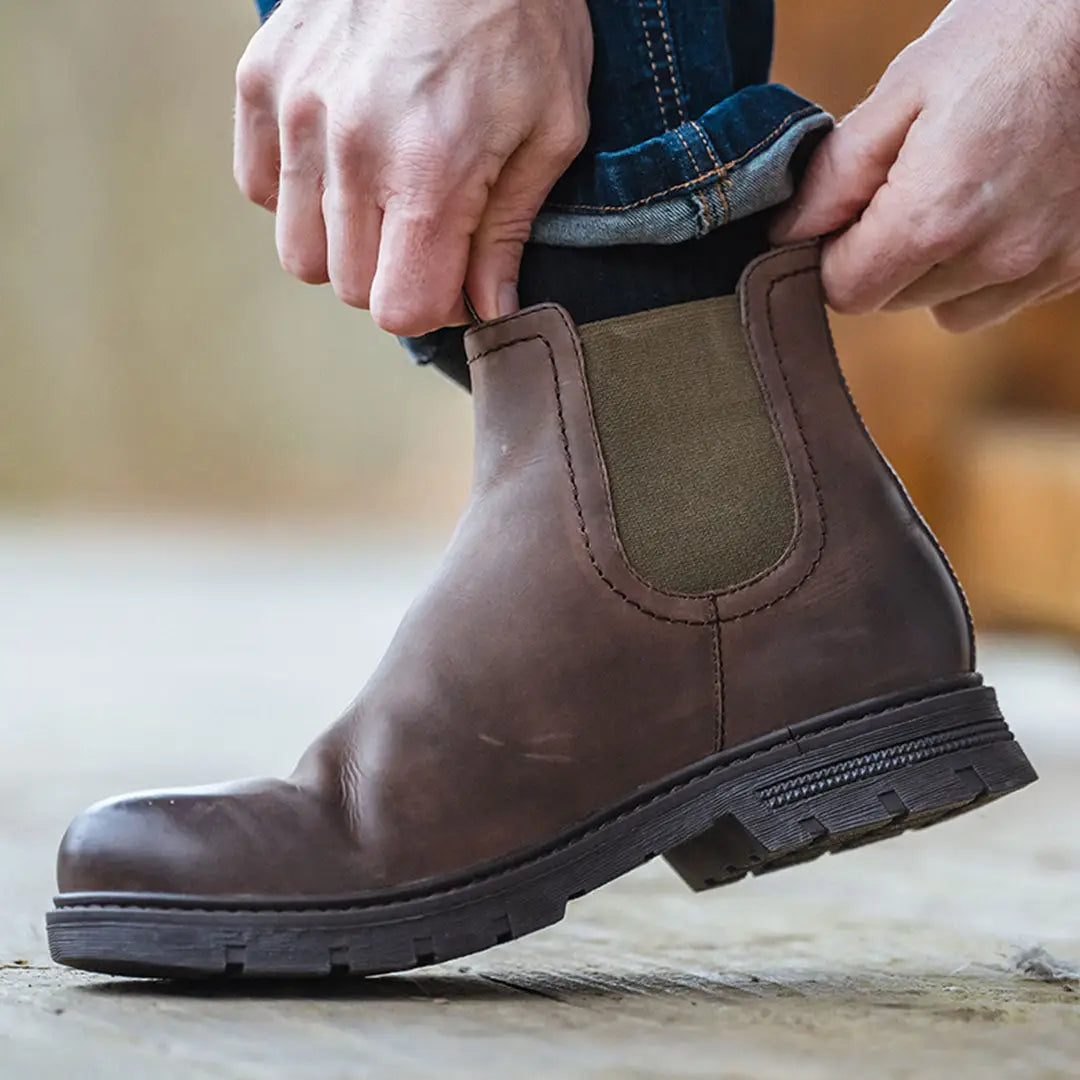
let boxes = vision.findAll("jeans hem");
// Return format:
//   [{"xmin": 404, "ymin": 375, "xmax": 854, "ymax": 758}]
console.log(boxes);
[{"xmin": 534, "ymin": 99, "xmax": 832, "ymax": 247}]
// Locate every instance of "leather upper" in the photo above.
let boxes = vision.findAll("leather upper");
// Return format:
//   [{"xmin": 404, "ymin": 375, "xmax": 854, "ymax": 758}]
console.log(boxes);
[{"xmin": 57, "ymin": 242, "xmax": 972, "ymax": 901}]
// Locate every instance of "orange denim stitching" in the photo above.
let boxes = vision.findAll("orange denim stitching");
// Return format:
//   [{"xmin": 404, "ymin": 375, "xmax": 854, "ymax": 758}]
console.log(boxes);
[
  {"xmin": 717, "ymin": 177, "xmax": 732, "ymax": 225},
  {"xmin": 701, "ymin": 178, "xmax": 730, "ymax": 227},
  {"xmin": 673, "ymin": 124, "xmax": 705, "ymax": 178},
  {"xmin": 688, "ymin": 120, "xmax": 729, "ymax": 224},
  {"xmin": 546, "ymin": 106, "xmax": 819, "ymax": 213},
  {"xmin": 636, "ymin": 0, "xmax": 669, "ymax": 129},
  {"xmin": 654, "ymin": 0, "xmax": 686, "ymax": 123},
  {"xmin": 689, "ymin": 119, "xmax": 720, "ymax": 169},
  {"xmin": 693, "ymin": 189, "xmax": 713, "ymax": 231}
]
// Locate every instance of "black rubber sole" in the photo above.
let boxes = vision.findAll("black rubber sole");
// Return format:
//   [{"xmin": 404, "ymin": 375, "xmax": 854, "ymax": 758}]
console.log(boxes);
[{"xmin": 48, "ymin": 678, "xmax": 1036, "ymax": 979}]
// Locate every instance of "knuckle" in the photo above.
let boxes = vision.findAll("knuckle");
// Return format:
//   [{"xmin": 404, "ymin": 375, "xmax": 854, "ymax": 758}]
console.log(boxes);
[
  {"xmin": 279, "ymin": 89, "xmax": 324, "ymax": 136},
  {"xmin": 326, "ymin": 114, "xmax": 371, "ymax": 167},
  {"xmin": 911, "ymin": 217, "xmax": 966, "ymax": 262},
  {"xmin": 562, "ymin": 107, "xmax": 591, "ymax": 152},
  {"xmin": 984, "ymin": 243, "xmax": 1043, "ymax": 282},
  {"xmin": 235, "ymin": 53, "xmax": 274, "ymax": 108},
  {"xmin": 384, "ymin": 197, "xmax": 456, "ymax": 251},
  {"xmin": 878, "ymin": 48, "xmax": 912, "ymax": 89},
  {"xmin": 803, "ymin": 138, "xmax": 841, "ymax": 189},
  {"xmin": 827, "ymin": 286, "xmax": 869, "ymax": 316},
  {"xmin": 279, "ymin": 247, "xmax": 327, "ymax": 285},
  {"xmin": 390, "ymin": 145, "xmax": 456, "ymax": 195},
  {"xmin": 394, "ymin": 202, "xmax": 446, "ymax": 233},
  {"xmin": 878, "ymin": 39, "xmax": 926, "ymax": 94},
  {"xmin": 332, "ymin": 278, "xmax": 372, "ymax": 310},
  {"xmin": 479, "ymin": 215, "xmax": 533, "ymax": 246},
  {"xmin": 822, "ymin": 264, "xmax": 871, "ymax": 314},
  {"xmin": 370, "ymin": 294, "xmax": 454, "ymax": 337},
  {"xmin": 319, "ymin": 183, "xmax": 345, "ymax": 219},
  {"xmin": 539, "ymin": 111, "xmax": 589, "ymax": 164},
  {"xmin": 234, "ymin": 162, "xmax": 273, "ymax": 206},
  {"xmin": 370, "ymin": 303, "xmax": 422, "ymax": 335}
]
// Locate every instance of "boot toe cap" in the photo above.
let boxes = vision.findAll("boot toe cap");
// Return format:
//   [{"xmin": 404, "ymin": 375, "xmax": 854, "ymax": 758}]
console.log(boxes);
[
  {"xmin": 57, "ymin": 779, "xmax": 362, "ymax": 899},
  {"xmin": 59, "ymin": 789, "xmax": 205, "ymax": 896}
]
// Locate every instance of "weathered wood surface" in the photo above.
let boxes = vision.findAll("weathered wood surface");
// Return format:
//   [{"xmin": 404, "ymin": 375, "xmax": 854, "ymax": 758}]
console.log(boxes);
[{"xmin": 1, "ymin": 524, "xmax": 1077, "ymax": 1078}]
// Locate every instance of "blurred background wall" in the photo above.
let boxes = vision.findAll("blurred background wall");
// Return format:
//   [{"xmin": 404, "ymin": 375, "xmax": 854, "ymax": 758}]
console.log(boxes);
[
  {"xmin": 0, "ymin": 0, "xmax": 471, "ymax": 524},
  {"xmin": 2, "ymin": 1, "xmax": 1078, "ymax": 632}
]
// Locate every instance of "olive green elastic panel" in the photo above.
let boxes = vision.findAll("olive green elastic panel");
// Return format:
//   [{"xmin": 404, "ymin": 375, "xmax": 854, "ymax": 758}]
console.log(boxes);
[{"xmin": 579, "ymin": 296, "xmax": 796, "ymax": 595}]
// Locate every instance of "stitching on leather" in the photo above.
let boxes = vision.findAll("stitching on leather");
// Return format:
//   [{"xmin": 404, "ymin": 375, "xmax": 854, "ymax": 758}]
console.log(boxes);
[
  {"xmin": 469, "ymin": 262, "xmax": 954, "ymax": 665},
  {"xmin": 712, "ymin": 600, "xmax": 724, "ymax": 751},
  {"xmin": 561, "ymin": 258, "xmax": 824, "ymax": 611},
  {"xmin": 545, "ymin": 107, "xmax": 820, "ymax": 213},
  {"xmin": 816, "ymin": 285, "xmax": 978, "ymax": 665},
  {"xmin": 721, "ymin": 265, "xmax": 829, "ymax": 623},
  {"xmin": 467, "ymin": 334, "xmax": 543, "ymax": 365},
  {"xmin": 565, "ymin": 277, "xmax": 807, "ymax": 604},
  {"xmin": 545, "ymin": 329, "xmax": 714, "ymax": 627},
  {"xmin": 548, "ymin": 305, "xmax": 719, "ymax": 625},
  {"xmin": 471, "ymin": 322, "xmax": 712, "ymax": 626},
  {"xmin": 62, "ymin": 684, "xmax": 992, "ymax": 915},
  {"xmin": 467, "ymin": 259, "xmax": 829, "ymax": 624},
  {"xmin": 700, "ymin": 271, "xmax": 808, "ymax": 596}
]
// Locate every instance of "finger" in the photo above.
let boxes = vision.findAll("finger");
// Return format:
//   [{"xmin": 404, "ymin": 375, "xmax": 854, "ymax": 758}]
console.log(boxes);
[
  {"xmin": 276, "ymin": 94, "xmax": 329, "ymax": 284},
  {"xmin": 932, "ymin": 261, "xmax": 1070, "ymax": 333},
  {"xmin": 882, "ymin": 243, "xmax": 997, "ymax": 311},
  {"xmin": 234, "ymin": 56, "xmax": 281, "ymax": 210},
  {"xmin": 1039, "ymin": 276, "xmax": 1080, "ymax": 305},
  {"xmin": 770, "ymin": 80, "xmax": 922, "ymax": 245},
  {"xmin": 817, "ymin": 175, "xmax": 953, "ymax": 314},
  {"xmin": 465, "ymin": 139, "xmax": 569, "ymax": 321},
  {"xmin": 884, "ymin": 234, "xmax": 1061, "ymax": 312},
  {"xmin": 368, "ymin": 196, "xmax": 471, "ymax": 335},
  {"xmin": 323, "ymin": 179, "xmax": 383, "ymax": 310}
]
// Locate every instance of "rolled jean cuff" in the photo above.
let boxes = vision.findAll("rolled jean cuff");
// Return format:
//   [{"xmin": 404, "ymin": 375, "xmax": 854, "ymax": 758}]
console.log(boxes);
[{"xmin": 533, "ymin": 86, "xmax": 832, "ymax": 247}]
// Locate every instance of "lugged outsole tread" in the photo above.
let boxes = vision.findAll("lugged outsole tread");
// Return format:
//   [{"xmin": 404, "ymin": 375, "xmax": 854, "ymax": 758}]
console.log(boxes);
[
  {"xmin": 756, "ymin": 729, "xmax": 1000, "ymax": 808},
  {"xmin": 47, "ymin": 685, "xmax": 1037, "ymax": 980},
  {"xmin": 667, "ymin": 743, "xmax": 1028, "ymax": 892}
]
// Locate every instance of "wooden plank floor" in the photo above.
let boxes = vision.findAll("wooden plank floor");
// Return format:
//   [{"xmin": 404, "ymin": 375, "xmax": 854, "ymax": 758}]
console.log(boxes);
[{"xmin": 1, "ymin": 521, "xmax": 1077, "ymax": 1079}]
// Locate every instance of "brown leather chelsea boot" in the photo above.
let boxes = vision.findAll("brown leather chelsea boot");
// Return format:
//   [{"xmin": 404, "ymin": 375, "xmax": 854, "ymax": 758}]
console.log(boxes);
[{"xmin": 48, "ymin": 242, "xmax": 1036, "ymax": 978}]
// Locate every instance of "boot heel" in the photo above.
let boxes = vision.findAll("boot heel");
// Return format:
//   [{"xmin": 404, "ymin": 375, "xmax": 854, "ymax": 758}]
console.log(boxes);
[{"xmin": 664, "ymin": 682, "xmax": 1037, "ymax": 892}]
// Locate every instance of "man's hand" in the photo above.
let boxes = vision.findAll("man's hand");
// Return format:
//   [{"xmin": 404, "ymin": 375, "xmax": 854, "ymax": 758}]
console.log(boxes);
[
  {"xmin": 234, "ymin": 0, "xmax": 592, "ymax": 333},
  {"xmin": 771, "ymin": 0, "xmax": 1080, "ymax": 333}
]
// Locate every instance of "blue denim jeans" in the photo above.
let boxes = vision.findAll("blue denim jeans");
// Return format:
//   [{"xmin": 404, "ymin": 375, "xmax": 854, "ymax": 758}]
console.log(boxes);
[
  {"xmin": 535, "ymin": 1, "xmax": 830, "ymax": 246},
  {"xmin": 254, "ymin": 0, "xmax": 831, "ymax": 246}
]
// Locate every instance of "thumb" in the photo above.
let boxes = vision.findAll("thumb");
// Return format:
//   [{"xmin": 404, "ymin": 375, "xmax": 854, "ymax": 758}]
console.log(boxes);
[
  {"xmin": 465, "ymin": 143, "xmax": 558, "ymax": 322},
  {"xmin": 770, "ymin": 74, "xmax": 922, "ymax": 245}
]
